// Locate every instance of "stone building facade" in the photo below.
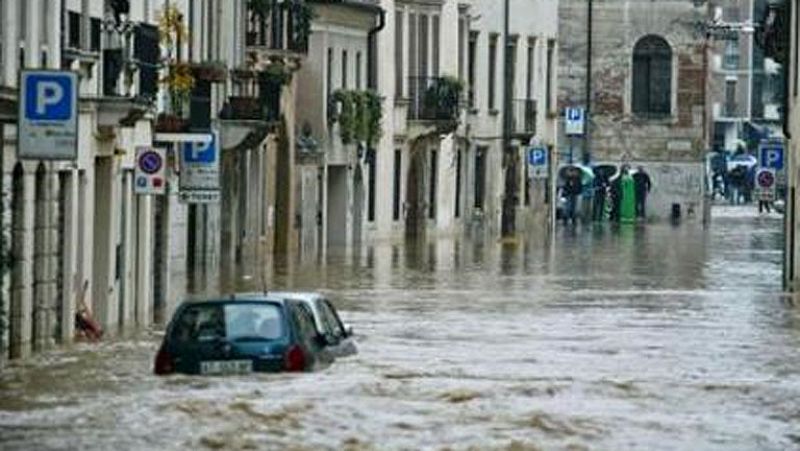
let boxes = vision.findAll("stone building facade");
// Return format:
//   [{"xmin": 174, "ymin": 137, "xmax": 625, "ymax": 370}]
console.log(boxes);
[{"xmin": 558, "ymin": 0, "xmax": 708, "ymax": 221}]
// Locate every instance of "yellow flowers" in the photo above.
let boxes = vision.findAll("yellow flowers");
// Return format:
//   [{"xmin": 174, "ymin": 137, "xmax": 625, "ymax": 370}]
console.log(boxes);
[
  {"xmin": 158, "ymin": 4, "xmax": 187, "ymax": 48},
  {"xmin": 160, "ymin": 62, "xmax": 194, "ymax": 95}
]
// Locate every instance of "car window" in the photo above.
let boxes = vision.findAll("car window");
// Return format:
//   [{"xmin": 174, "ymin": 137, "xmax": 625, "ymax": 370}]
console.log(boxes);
[
  {"xmin": 170, "ymin": 303, "xmax": 285, "ymax": 343},
  {"xmin": 290, "ymin": 302, "xmax": 318, "ymax": 344},
  {"xmin": 317, "ymin": 299, "xmax": 345, "ymax": 338},
  {"xmin": 225, "ymin": 303, "xmax": 285, "ymax": 341}
]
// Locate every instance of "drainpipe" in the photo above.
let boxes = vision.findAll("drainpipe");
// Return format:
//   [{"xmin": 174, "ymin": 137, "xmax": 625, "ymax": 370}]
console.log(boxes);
[
  {"xmin": 584, "ymin": 0, "xmax": 593, "ymax": 165},
  {"xmin": 367, "ymin": 7, "xmax": 386, "ymax": 91},
  {"xmin": 782, "ymin": 0, "xmax": 792, "ymax": 140}
]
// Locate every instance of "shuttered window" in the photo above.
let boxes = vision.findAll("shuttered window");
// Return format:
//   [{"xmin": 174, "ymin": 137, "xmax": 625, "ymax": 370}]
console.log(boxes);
[{"xmin": 632, "ymin": 35, "xmax": 672, "ymax": 117}]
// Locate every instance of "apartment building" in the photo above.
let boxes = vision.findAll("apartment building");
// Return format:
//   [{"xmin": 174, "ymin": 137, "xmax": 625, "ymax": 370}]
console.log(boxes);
[
  {"xmin": 783, "ymin": 0, "xmax": 798, "ymax": 290},
  {"xmin": 558, "ymin": 0, "xmax": 708, "ymax": 221},
  {"xmin": 708, "ymin": 0, "xmax": 785, "ymax": 153},
  {"xmin": 0, "ymin": 0, "xmax": 162, "ymax": 362}
]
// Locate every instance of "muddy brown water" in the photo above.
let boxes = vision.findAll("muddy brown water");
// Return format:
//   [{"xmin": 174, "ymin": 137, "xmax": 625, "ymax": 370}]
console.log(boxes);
[{"xmin": 1, "ymin": 206, "xmax": 799, "ymax": 450}]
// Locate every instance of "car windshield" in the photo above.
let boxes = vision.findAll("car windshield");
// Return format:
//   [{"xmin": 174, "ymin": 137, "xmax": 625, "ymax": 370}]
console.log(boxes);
[{"xmin": 171, "ymin": 303, "xmax": 285, "ymax": 343}]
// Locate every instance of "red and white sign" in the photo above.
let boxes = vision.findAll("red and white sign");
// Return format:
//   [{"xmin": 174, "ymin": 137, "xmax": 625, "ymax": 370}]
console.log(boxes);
[
  {"xmin": 134, "ymin": 146, "xmax": 166, "ymax": 195},
  {"xmin": 755, "ymin": 168, "xmax": 776, "ymax": 201}
]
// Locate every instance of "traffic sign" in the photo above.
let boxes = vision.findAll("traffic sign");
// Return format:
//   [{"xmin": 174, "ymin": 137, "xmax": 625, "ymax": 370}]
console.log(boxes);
[
  {"xmin": 758, "ymin": 141, "xmax": 784, "ymax": 171},
  {"xmin": 527, "ymin": 146, "xmax": 549, "ymax": 179},
  {"xmin": 179, "ymin": 132, "xmax": 220, "ymax": 204},
  {"xmin": 17, "ymin": 70, "xmax": 78, "ymax": 160},
  {"xmin": 134, "ymin": 147, "xmax": 166, "ymax": 195},
  {"xmin": 755, "ymin": 168, "xmax": 776, "ymax": 201},
  {"xmin": 565, "ymin": 107, "xmax": 585, "ymax": 136}
]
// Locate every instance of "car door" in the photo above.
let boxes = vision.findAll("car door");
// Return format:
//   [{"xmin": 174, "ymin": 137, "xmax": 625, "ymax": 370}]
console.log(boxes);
[
  {"xmin": 316, "ymin": 299, "xmax": 358, "ymax": 358},
  {"xmin": 289, "ymin": 301, "xmax": 334, "ymax": 369}
]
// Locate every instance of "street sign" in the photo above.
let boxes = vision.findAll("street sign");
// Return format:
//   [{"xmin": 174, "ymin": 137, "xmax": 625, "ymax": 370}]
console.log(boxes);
[
  {"xmin": 17, "ymin": 70, "xmax": 78, "ymax": 160},
  {"xmin": 755, "ymin": 168, "xmax": 776, "ymax": 201},
  {"xmin": 135, "ymin": 147, "xmax": 166, "ymax": 195},
  {"xmin": 758, "ymin": 141, "xmax": 784, "ymax": 171},
  {"xmin": 179, "ymin": 132, "xmax": 220, "ymax": 204},
  {"xmin": 527, "ymin": 146, "xmax": 549, "ymax": 179},
  {"xmin": 565, "ymin": 107, "xmax": 585, "ymax": 136}
]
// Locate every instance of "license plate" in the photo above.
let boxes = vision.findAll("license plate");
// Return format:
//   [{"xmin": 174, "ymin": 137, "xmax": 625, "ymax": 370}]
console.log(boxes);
[{"xmin": 200, "ymin": 360, "xmax": 253, "ymax": 375}]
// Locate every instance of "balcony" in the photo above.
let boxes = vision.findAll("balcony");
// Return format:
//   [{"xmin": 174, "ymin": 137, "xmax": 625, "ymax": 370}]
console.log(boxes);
[
  {"xmin": 219, "ymin": 72, "xmax": 282, "ymax": 123},
  {"xmin": 407, "ymin": 76, "xmax": 464, "ymax": 123},
  {"xmin": 511, "ymin": 99, "xmax": 537, "ymax": 137},
  {"xmin": 246, "ymin": 0, "xmax": 311, "ymax": 57}
]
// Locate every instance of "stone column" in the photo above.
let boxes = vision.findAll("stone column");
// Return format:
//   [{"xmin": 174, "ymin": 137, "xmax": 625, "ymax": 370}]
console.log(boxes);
[
  {"xmin": 60, "ymin": 169, "xmax": 78, "ymax": 344},
  {"xmin": 135, "ymin": 195, "xmax": 152, "ymax": 327},
  {"xmin": 10, "ymin": 168, "xmax": 36, "ymax": 358}
]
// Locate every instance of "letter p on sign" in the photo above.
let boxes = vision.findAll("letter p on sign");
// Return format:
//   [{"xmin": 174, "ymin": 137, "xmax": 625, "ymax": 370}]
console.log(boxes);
[{"xmin": 24, "ymin": 74, "xmax": 72, "ymax": 121}]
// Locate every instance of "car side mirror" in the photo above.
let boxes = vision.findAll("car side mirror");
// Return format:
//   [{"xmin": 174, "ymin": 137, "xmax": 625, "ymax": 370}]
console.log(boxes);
[
  {"xmin": 344, "ymin": 324, "xmax": 354, "ymax": 337},
  {"xmin": 317, "ymin": 334, "xmax": 336, "ymax": 346}
]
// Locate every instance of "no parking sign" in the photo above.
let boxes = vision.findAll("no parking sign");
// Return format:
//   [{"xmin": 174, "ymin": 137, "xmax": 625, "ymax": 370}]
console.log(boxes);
[
  {"xmin": 755, "ymin": 168, "xmax": 776, "ymax": 201},
  {"xmin": 134, "ymin": 147, "xmax": 166, "ymax": 195}
]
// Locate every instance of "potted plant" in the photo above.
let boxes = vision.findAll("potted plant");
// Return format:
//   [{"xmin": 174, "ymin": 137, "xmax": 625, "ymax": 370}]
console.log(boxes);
[
  {"xmin": 156, "ymin": 5, "xmax": 194, "ymax": 132},
  {"xmin": 189, "ymin": 61, "xmax": 227, "ymax": 83},
  {"xmin": 423, "ymin": 76, "xmax": 464, "ymax": 121}
]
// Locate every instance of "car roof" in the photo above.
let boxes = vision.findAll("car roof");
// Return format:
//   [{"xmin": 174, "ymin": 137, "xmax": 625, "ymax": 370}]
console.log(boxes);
[
  {"xmin": 179, "ymin": 294, "xmax": 289, "ymax": 307},
  {"xmin": 264, "ymin": 291, "xmax": 325, "ymax": 303}
]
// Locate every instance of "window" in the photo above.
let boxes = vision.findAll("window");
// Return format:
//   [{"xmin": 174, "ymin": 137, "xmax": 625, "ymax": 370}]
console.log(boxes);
[
  {"xmin": 395, "ymin": 10, "xmax": 404, "ymax": 97},
  {"xmin": 170, "ymin": 303, "xmax": 286, "ymax": 344},
  {"xmin": 725, "ymin": 79, "xmax": 737, "ymax": 116},
  {"xmin": 419, "ymin": 15, "xmax": 429, "ymax": 78},
  {"xmin": 356, "ymin": 52, "xmax": 362, "ymax": 90},
  {"xmin": 723, "ymin": 38, "xmax": 739, "ymax": 70},
  {"xmin": 546, "ymin": 39, "xmax": 555, "ymax": 114},
  {"xmin": 474, "ymin": 147, "xmax": 486, "ymax": 210},
  {"xmin": 458, "ymin": 17, "xmax": 466, "ymax": 81},
  {"xmin": 68, "ymin": 11, "xmax": 81, "ymax": 49},
  {"xmin": 90, "ymin": 17, "xmax": 102, "ymax": 52},
  {"xmin": 409, "ymin": 12, "xmax": 417, "ymax": 97},
  {"xmin": 40, "ymin": 0, "xmax": 49, "ymax": 49},
  {"xmin": 317, "ymin": 300, "xmax": 345, "ymax": 339},
  {"xmin": 489, "ymin": 34, "xmax": 498, "ymax": 110},
  {"xmin": 526, "ymin": 38, "xmax": 536, "ymax": 100},
  {"xmin": 432, "ymin": 15, "xmax": 440, "ymax": 77},
  {"xmin": 429, "ymin": 149, "xmax": 437, "ymax": 219},
  {"xmin": 455, "ymin": 149, "xmax": 462, "ymax": 218},
  {"xmin": 468, "ymin": 32, "xmax": 478, "ymax": 107},
  {"xmin": 342, "ymin": 50, "xmax": 348, "ymax": 89},
  {"xmin": 632, "ymin": 35, "xmax": 672, "ymax": 117},
  {"xmin": 508, "ymin": 36, "xmax": 518, "ymax": 101},
  {"xmin": 327, "ymin": 47, "xmax": 333, "ymax": 115},
  {"xmin": 19, "ymin": 0, "xmax": 27, "ymax": 42},
  {"xmin": 794, "ymin": 1, "xmax": 798, "ymax": 97},
  {"xmin": 393, "ymin": 149, "xmax": 402, "ymax": 221}
]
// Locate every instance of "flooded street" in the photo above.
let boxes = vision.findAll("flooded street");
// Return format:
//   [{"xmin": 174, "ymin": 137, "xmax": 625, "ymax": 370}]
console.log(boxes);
[{"xmin": 2, "ymin": 206, "xmax": 800, "ymax": 450}]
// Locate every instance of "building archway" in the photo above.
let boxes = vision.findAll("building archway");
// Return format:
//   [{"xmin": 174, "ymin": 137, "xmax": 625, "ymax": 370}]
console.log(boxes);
[{"xmin": 405, "ymin": 149, "xmax": 427, "ymax": 241}]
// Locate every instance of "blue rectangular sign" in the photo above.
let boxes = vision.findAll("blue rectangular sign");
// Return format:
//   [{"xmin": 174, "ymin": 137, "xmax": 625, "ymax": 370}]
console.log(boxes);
[
  {"xmin": 18, "ymin": 70, "xmax": 79, "ymax": 160},
  {"xmin": 759, "ymin": 144, "xmax": 784, "ymax": 171}
]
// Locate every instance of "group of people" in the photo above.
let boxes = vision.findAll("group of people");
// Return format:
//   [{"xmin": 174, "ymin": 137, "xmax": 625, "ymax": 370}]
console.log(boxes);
[
  {"xmin": 711, "ymin": 162, "xmax": 774, "ymax": 214},
  {"xmin": 560, "ymin": 165, "xmax": 652, "ymax": 225}
]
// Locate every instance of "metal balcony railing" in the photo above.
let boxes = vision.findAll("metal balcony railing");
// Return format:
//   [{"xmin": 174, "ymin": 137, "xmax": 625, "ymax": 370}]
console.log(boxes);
[
  {"xmin": 511, "ymin": 99, "xmax": 537, "ymax": 136},
  {"xmin": 246, "ymin": 0, "xmax": 310, "ymax": 54},
  {"xmin": 407, "ymin": 76, "xmax": 463, "ymax": 122},
  {"xmin": 220, "ymin": 79, "xmax": 281, "ymax": 122}
]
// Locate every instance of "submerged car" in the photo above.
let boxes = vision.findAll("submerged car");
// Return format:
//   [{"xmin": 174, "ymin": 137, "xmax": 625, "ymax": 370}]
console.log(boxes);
[
  {"xmin": 154, "ymin": 296, "xmax": 338, "ymax": 375},
  {"xmin": 267, "ymin": 292, "xmax": 358, "ymax": 358}
]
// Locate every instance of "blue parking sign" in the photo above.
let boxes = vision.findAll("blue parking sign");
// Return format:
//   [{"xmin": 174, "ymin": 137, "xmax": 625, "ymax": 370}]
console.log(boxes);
[
  {"xmin": 24, "ymin": 74, "xmax": 73, "ymax": 120},
  {"xmin": 18, "ymin": 70, "xmax": 78, "ymax": 160},
  {"xmin": 759, "ymin": 143, "xmax": 784, "ymax": 171},
  {"xmin": 182, "ymin": 135, "xmax": 217, "ymax": 163}
]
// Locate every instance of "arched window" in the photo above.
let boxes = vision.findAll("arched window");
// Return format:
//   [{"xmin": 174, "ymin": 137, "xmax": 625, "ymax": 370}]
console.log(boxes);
[{"xmin": 632, "ymin": 35, "xmax": 672, "ymax": 117}]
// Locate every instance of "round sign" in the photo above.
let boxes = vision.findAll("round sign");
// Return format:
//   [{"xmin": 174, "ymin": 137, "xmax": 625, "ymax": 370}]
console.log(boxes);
[
  {"xmin": 757, "ymin": 169, "xmax": 775, "ymax": 189},
  {"xmin": 139, "ymin": 150, "xmax": 163, "ymax": 175}
]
